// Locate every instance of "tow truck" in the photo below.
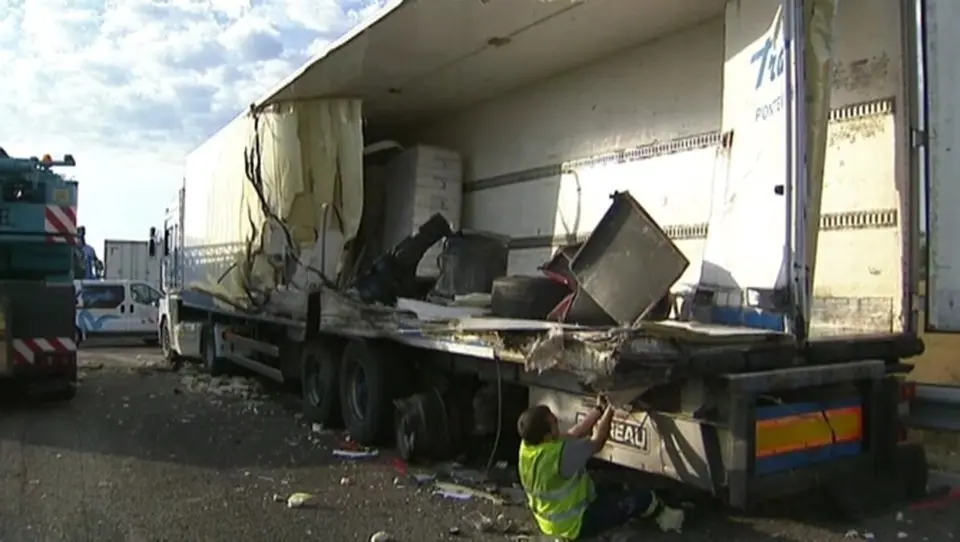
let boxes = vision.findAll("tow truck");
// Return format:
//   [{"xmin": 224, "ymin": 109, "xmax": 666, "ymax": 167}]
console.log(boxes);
[{"xmin": 0, "ymin": 148, "xmax": 79, "ymax": 401}]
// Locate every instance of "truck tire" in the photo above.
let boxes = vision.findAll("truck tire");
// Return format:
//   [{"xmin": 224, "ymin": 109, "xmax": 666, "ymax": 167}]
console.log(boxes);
[
  {"xmin": 491, "ymin": 275, "xmax": 570, "ymax": 320},
  {"xmin": 38, "ymin": 381, "xmax": 78, "ymax": 402},
  {"xmin": 160, "ymin": 318, "xmax": 173, "ymax": 361},
  {"xmin": 201, "ymin": 326, "xmax": 230, "ymax": 377},
  {"xmin": 301, "ymin": 341, "xmax": 341, "ymax": 426},
  {"xmin": 895, "ymin": 443, "xmax": 928, "ymax": 501},
  {"xmin": 339, "ymin": 340, "xmax": 398, "ymax": 445}
]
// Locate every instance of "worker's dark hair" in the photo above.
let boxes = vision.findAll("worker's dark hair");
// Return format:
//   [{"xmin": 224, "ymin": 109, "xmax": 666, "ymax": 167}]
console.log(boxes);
[{"xmin": 517, "ymin": 404, "xmax": 555, "ymax": 445}]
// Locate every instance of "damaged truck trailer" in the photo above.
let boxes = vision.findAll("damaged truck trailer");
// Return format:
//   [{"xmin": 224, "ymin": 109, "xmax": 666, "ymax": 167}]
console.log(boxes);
[{"xmin": 152, "ymin": 0, "xmax": 939, "ymax": 509}]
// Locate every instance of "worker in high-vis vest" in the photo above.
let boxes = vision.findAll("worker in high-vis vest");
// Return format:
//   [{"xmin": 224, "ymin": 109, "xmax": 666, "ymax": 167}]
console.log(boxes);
[{"xmin": 517, "ymin": 396, "xmax": 685, "ymax": 539}]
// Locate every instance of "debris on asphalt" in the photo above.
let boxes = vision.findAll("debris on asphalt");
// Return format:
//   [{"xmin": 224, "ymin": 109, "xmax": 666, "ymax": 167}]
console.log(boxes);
[
  {"xmin": 655, "ymin": 507, "xmax": 684, "ymax": 533},
  {"xmin": 464, "ymin": 510, "xmax": 494, "ymax": 532},
  {"xmin": 285, "ymin": 492, "xmax": 315, "ymax": 509},
  {"xmin": 333, "ymin": 448, "xmax": 379, "ymax": 459},
  {"xmin": 462, "ymin": 510, "xmax": 521, "ymax": 535},
  {"xmin": 369, "ymin": 531, "xmax": 395, "ymax": 542},
  {"xmin": 311, "ymin": 422, "xmax": 332, "ymax": 435},
  {"xmin": 433, "ymin": 481, "xmax": 504, "ymax": 505},
  {"xmin": 340, "ymin": 476, "xmax": 351, "ymax": 486},
  {"xmin": 499, "ymin": 486, "xmax": 526, "ymax": 505},
  {"xmin": 177, "ymin": 369, "xmax": 264, "ymax": 400},
  {"xmin": 844, "ymin": 529, "xmax": 876, "ymax": 539},
  {"xmin": 412, "ymin": 473, "xmax": 436, "ymax": 485}
]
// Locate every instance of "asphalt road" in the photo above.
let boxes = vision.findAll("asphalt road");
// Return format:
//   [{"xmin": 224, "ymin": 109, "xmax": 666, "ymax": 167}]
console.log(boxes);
[{"xmin": 0, "ymin": 344, "xmax": 957, "ymax": 542}]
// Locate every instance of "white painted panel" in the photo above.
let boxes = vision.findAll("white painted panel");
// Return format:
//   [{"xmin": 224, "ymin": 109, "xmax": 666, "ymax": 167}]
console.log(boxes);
[
  {"xmin": 103, "ymin": 240, "xmax": 160, "ymax": 288},
  {"xmin": 700, "ymin": 0, "xmax": 790, "ymax": 294},
  {"xmin": 418, "ymin": 0, "xmax": 907, "ymax": 334},
  {"xmin": 924, "ymin": 0, "xmax": 960, "ymax": 331},
  {"xmin": 422, "ymin": 18, "xmax": 725, "ymax": 183},
  {"xmin": 465, "ymin": 148, "xmax": 716, "ymax": 239}
]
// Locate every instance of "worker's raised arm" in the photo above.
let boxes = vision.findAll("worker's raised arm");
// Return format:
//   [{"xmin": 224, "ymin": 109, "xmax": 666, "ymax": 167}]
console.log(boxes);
[
  {"xmin": 563, "ymin": 394, "xmax": 608, "ymax": 439},
  {"xmin": 588, "ymin": 406, "xmax": 615, "ymax": 453}
]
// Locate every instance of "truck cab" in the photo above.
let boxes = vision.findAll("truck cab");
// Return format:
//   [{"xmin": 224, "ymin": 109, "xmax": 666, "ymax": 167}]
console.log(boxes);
[{"xmin": 151, "ymin": 188, "xmax": 183, "ymax": 360}]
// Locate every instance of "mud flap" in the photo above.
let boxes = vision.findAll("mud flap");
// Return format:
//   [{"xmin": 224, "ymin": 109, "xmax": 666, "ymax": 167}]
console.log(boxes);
[
  {"xmin": 0, "ymin": 297, "xmax": 8, "ymax": 377},
  {"xmin": 825, "ymin": 443, "xmax": 928, "ymax": 520}
]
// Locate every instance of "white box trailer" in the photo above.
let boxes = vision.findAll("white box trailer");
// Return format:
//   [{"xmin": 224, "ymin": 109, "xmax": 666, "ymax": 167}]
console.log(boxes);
[
  {"xmin": 152, "ymin": 0, "xmax": 941, "ymax": 509},
  {"xmin": 103, "ymin": 240, "xmax": 160, "ymax": 288}
]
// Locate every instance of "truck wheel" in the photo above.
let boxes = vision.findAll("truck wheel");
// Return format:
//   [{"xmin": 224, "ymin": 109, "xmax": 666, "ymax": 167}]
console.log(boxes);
[
  {"xmin": 42, "ymin": 384, "xmax": 78, "ymax": 402},
  {"xmin": 895, "ymin": 443, "xmax": 928, "ymax": 501},
  {"xmin": 339, "ymin": 340, "xmax": 397, "ymax": 445},
  {"xmin": 33, "ymin": 376, "xmax": 78, "ymax": 402},
  {"xmin": 160, "ymin": 319, "xmax": 173, "ymax": 360},
  {"xmin": 491, "ymin": 275, "xmax": 570, "ymax": 319},
  {"xmin": 202, "ymin": 326, "xmax": 230, "ymax": 377},
  {"xmin": 301, "ymin": 341, "xmax": 341, "ymax": 426}
]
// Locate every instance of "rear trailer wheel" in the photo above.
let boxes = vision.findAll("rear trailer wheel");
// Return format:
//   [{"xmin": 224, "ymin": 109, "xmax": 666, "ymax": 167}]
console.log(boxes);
[
  {"xmin": 395, "ymin": 388, "xmax": 460, "ymax": 464},
  {"xmin": 339, "ymin": 340, "xmax": 400, "ymax": 445},
  {"xmin": 301, "ymin": 341, "xmax": 342, "ymax": 426},
  {"xmin": 202, "ymin": 326, "xmax": 230, "ymax": 377}
]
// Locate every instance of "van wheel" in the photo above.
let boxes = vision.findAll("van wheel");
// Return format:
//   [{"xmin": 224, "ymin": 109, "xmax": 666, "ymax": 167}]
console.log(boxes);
[
  {"xmin": 301, "ymin": 340, "xmax": 342, "ymax": 426},
  {"xmin": 201, "ymin": 326, "xmax": 230, "ymax": 377},
  {"xmin": 339, "ymin": 340, "xmax": 400, "ymax": 445}
]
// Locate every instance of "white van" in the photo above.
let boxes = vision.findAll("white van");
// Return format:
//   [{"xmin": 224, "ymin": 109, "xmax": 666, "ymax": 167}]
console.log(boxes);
[{"xmin": 74, "ymin": 279, "xmax": 162, "ymax": 344}]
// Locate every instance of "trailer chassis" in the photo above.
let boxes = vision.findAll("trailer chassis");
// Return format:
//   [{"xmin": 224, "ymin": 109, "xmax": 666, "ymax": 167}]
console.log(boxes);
[{"xmin": 157, "ymin": 287, "xmax": 926, "ymax": 510}]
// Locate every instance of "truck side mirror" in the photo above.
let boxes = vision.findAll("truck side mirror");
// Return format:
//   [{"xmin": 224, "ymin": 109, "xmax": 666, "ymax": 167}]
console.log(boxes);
[{"xmin": 148, "ymin": 227, "xmax": 157, "ymax": 257}]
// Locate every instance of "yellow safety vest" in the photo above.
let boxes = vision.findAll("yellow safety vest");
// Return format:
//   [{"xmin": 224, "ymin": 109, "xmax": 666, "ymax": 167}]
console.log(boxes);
[{"xmin": 518, "ymin": 439, "xmax": 594, "ymax": 539}]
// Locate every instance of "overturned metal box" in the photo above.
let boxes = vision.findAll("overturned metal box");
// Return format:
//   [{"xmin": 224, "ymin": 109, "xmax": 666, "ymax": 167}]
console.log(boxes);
[{"xmin": 569, "ymin": 191, "xmax": 689, "ymax": 326}]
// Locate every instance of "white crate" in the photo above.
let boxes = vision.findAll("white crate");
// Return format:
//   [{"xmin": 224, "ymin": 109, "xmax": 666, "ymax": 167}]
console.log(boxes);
[{"xmin": 381, "ymin": 145, "xmax": 464, "ymax": 278}]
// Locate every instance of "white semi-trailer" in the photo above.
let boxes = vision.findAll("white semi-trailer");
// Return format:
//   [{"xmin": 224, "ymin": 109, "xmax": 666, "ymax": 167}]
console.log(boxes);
[
  {"xmin": 103, "ymin": 239, "xmax": 160, "ymax": 287},
  {"xmin": 151, "ymin": 0, "xmax": 946, "ymax": 509}
]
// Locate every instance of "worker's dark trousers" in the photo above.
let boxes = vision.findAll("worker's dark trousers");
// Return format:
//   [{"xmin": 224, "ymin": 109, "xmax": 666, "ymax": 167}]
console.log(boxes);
[{"xmin": 577, "ymin": 481, "xmax": 656, "ymax": 539}]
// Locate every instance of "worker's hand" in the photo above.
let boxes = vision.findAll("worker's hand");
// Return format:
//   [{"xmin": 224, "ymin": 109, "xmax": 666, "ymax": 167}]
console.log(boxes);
[{"xmin": 594, "ymin": 394, "xmax": 609, "ymax": 412}]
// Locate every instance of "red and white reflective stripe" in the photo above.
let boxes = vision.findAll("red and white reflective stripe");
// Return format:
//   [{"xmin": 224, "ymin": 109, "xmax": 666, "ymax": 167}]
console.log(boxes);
[
  {"xmin": 44, "ymin": 205, "xmax": 77, "ymax": 244},
  {"xmin": 12, "ymin": 337, "xmax": 77, "ymax": 365}
]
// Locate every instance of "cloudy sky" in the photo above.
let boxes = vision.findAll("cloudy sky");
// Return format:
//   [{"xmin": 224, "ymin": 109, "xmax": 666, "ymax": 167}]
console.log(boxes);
[{"xmin": 0, "ymin": 0, "xmax": 387, "ymax": 255}]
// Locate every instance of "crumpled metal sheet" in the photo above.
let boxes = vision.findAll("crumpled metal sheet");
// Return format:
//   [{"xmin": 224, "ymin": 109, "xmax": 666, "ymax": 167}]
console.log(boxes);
[{"xmin": 523, "ymin": 327, "xmax": 626, "ymax": 385}]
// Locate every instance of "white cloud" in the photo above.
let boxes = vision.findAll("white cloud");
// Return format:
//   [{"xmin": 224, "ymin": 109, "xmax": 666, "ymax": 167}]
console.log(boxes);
[{"xmin": 0, "ymin": 0, "xmax": 387, "ymax": 253}]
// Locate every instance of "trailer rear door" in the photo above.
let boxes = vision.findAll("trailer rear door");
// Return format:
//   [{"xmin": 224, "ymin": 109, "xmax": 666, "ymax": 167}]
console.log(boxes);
[{"xmin": 924, "ymin": 0, "xmax": 960, "ymax": 331}]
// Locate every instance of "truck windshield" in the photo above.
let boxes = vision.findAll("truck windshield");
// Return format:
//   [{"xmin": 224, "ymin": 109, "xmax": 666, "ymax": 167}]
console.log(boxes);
[{"xmin": 0, "ymin": 172, "xmax": 46, "ymax": 204}]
